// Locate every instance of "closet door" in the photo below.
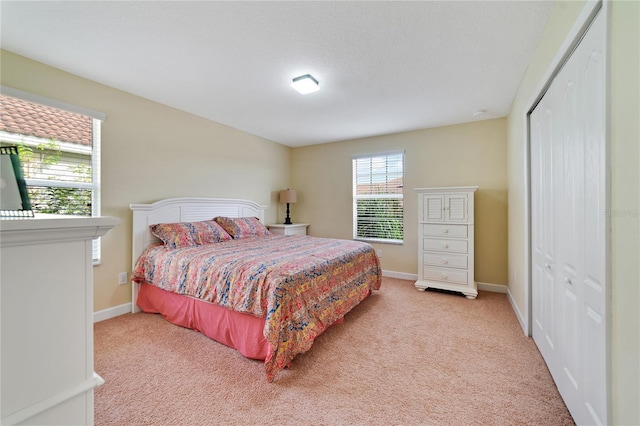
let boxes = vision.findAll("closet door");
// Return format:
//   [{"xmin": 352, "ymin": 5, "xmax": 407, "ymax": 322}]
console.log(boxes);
[
  {"xmin": 580, "ymin": 12, "xmax": 607, "ymax": 421},
  {"xmin": 530, "ymin": 9, "xmax": 606, "ymax": 425},
  {"xmin": 531, "ymin": 91, "xmax": 560, "ymax": 373}
]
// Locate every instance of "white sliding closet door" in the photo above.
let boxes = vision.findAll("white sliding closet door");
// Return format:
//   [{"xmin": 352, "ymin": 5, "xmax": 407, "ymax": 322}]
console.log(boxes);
[{"xmin": 530, "ymin": 8, "xmax": 606, "ymax": 425}]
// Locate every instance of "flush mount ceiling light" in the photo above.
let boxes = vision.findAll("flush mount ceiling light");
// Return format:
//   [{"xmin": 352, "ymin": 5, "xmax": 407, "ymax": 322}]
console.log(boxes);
[{"xmin": 291, "ymin": 74, "xmax": 319, "ymax": 94}]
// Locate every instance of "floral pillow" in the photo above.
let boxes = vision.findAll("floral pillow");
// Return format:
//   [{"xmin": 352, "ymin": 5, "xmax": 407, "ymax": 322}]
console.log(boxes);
[
  {"xmin": 150, "ymin": 220, "xmax": 232, "ymax": 249},
  {"xmin": 214, "ymin": 216, "xmax": 271, "ymax": 239}
]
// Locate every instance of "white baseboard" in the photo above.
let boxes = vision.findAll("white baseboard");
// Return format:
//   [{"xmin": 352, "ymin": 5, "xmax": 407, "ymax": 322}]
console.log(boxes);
[
  {"xmin": 382, "ymin": 271, "xmax": 508, "ymax": 296},
  {"xmin": 382, "ymin": 270, "xmax": 417, "ymax": 281},
  {"xmin": 93, "ymin": 302, "xmax": 131, "ymax": 323},
  {"xmin": 506, "ymin": 288, "xmax": 528, "ymax": 336},
  {"xmin": 477, "ymin": 281, "xmax": 508, "ymax": 293}
]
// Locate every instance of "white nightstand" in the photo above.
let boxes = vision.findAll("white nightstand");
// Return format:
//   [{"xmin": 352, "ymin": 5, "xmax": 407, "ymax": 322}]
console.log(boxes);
[{"xmin": 267, "ymin": 223, "xmax": 309, "ymax": 236}]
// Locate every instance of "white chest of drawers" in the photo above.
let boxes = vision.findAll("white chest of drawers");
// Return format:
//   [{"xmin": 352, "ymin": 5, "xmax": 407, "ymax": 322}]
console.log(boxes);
[
  {"xmin": 1, "ymin": 215, "xmax": 119, "ymax": 425},
  {"xmin": 414, "ymin": 186, "xmax": 478, "ymax": 299}
]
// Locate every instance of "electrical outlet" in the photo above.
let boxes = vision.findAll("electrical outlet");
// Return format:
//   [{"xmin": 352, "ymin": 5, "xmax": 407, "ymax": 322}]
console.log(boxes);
[
  {"xmin": 376, "ymin": 249, "xmax": 382, "ymax": 258},
  {"xmin": 118, "ymin": 272, "xmax": 128, "ymax": 285}
]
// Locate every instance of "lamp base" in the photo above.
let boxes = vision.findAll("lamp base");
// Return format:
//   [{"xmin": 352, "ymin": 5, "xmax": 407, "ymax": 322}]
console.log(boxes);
[{"xmin": 284, "ymin": 202, "xmax": 292, "ymax": 224}]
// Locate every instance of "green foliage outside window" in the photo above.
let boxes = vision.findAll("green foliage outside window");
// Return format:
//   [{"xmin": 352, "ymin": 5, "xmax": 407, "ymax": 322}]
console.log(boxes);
[
  {"xmin": 356, "ymin": 199, "xmax": 403, "ymax": 241},
  {"xmin": 31, "ymin": 186, "xmax": 91, "ymax": 216},
  {"xmin": 16, "ymin": 141, "xmax": 91, "ymax": 216}
]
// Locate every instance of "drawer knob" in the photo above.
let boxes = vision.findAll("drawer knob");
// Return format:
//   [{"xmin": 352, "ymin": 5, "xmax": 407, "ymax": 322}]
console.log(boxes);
[
  {"xmin": 442, "ymin": 259, "xmax": 448, "ymax": 264},
  {"xmin": 443, "ymin": 229, "xmax": 449, "ymax": 234},
  {"xmin": 443, "ymin": 244, "xmax": 449, "ymax": 249},
  {"xmin": 441, "ymin": 274, "xmax": 448, "ymax": 280}
]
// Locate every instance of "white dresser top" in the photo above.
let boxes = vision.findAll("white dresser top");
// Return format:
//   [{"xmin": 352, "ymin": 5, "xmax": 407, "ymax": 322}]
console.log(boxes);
[{"xmin": 0, "ymin": 215, "xmax": 120, "ymax": 246}]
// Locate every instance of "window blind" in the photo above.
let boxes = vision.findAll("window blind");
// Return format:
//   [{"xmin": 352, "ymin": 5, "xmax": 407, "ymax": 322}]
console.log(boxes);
[{"xmin": 352, "ymin": 151, "xmax": 404, "ymax": 243}]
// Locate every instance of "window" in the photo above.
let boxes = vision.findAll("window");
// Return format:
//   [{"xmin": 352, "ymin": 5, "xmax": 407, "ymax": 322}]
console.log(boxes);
[
  {"xmin": 0, "ymin": 87, "xmax": 105, "ymax": 262},
  {"xmin": 352, "ymin": 151, "xmax": 404, "ymax": 243}
]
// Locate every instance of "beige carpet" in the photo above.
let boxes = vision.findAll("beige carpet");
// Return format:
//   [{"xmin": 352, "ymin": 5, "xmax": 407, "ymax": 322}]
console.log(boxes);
[{"xmin": 94, "ymin": 278, "xmax": 574, "ymax": 425}]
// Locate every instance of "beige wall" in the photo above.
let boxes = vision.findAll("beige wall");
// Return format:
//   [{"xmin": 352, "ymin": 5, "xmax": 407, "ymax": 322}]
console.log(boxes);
[
  {"xmin": 292, "ymin": 118, "xmax": 508, "ymax": 286},
  {"xmin": 609, "ymin": 1, "xmax": 640, "ymax": 423},
  {"xmin": 506, "ymin": 1, "xmax": 640, "ymax": 424},
  {"xmin": 0, "ymin": 50, "xmax": 292, "ymax": 313}
]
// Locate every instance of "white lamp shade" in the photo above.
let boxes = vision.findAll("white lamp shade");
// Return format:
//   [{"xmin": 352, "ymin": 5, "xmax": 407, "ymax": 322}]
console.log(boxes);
[
  {"xmin": 279, "ymin": 189, "xmax": 297, "ymax": 203},
  {"xmin": 291, "ymin": 74, "xmax": 319, "ymax": 94}
]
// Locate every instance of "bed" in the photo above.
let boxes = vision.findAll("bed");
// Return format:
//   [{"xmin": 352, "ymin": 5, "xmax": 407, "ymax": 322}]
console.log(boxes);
[{"xmin": 130, "ymin": 197, "xmax": 381, "ymax": 382}]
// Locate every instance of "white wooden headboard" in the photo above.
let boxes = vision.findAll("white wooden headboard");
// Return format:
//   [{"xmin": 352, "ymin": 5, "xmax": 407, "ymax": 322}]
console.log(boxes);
[{"xmin": 129, "ymin": 197, "xmax": 267, "ymax": 313}]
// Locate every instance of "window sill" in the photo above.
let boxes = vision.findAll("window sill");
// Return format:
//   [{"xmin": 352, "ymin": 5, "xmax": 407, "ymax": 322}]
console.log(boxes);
[{"xmin": 354, "ymin": 237, "xmax": 403, "ymax": 245}]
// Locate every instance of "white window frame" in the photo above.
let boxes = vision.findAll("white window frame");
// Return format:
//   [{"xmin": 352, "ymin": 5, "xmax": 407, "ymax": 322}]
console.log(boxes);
[
  {"xmin": 352, "ymin": 150, "xmax": 404, "ymax": 244},
  {"xmin": 1, "ymin": 86, "xmax": 105, "ymax": 263}
]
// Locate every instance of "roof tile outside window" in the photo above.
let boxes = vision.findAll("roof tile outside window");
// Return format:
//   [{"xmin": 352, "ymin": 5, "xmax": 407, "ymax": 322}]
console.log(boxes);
[{"xmin": 0, "ymin": 95, "xmax": 92, "ymax": 146}]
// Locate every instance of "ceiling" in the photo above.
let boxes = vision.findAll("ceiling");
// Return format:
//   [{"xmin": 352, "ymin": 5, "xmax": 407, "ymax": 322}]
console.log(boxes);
[{"xmin": 0, "ymin": 1, "xmax": 554, "ymax": 147}]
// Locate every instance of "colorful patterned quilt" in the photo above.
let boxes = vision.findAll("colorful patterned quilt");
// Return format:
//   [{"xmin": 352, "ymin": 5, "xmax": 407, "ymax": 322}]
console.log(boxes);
[{"xmin": 132, "ymin": 234, "xmax": 381, "ymax": 381}]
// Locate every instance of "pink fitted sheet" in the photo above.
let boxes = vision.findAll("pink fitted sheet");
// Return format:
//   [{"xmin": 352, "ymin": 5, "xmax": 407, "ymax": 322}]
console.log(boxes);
[{"xmin": 137, "ymin": 282, "xmax": 271, "ymax": 360}]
